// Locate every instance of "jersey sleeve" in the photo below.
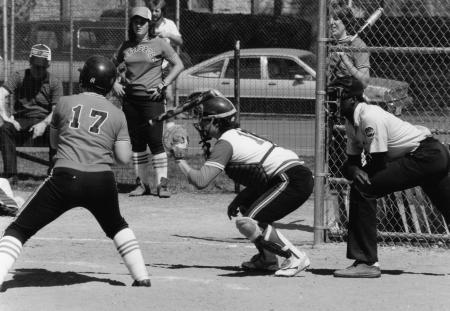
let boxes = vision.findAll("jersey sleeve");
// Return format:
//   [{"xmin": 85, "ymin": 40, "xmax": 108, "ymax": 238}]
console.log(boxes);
[
  {"xmin": 362, "ymin": 115, "xmax": 388, "ymax": 154},
  {"xmin": 204, "ymin": 139, "xmax": 233, "ymax": 170},
  {"xmin": 159, "ymin": 39, "xmax": 177, "ymax": 63},
  {"xmin": 352, "ymin": 38, "xmax": 370, "ymax": 70},
  {"xmin": 2, "ymin": 71, "xmax": 21, "ymax": 94}
]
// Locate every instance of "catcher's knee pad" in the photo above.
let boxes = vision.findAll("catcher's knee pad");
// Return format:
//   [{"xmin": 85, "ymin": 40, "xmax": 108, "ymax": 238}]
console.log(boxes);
[{"xmin": 235, "ymin": 217, "xmax": 261, "ymax": 241}]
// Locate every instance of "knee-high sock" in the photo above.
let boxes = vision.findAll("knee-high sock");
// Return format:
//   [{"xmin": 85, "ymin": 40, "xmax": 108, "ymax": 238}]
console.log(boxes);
[
  {"xmin": 132, "ymin": 151, "xmax": 150, "ymax": 186},
  {"xmin": 151, "ymin": 152, "xmax": 168, "ymax": 185},
  {"xmin": 0, "ymin": 236, "xmax": 23, "ymax": 285},
  {"xmin": 113, "ymin": 228, "xmax": 149, "ymax": 281}
]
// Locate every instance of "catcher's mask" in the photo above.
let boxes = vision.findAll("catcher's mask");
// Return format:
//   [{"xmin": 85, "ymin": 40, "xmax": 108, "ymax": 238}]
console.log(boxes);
[
  {"xmin": 192, "ymin": 92, "xmax": 237, "ymax": 142},
  {"xmin": 327, "ymin": 77, "xmax": 364, "ymax": 119}
]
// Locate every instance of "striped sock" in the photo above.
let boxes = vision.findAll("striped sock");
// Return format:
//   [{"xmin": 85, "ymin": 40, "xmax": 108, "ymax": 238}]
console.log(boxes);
[
  {"xmin": 132, "ymin": 151, "xmax": 150, "ymax": 186},
  {"xmin": 113, "ymin": 228, "xmax": 149, "ymax": 281},
  {"xmin": 0, "ymin": 236, "xmax": 23, "ymax": 285},
  {"xmin": 0, "ymin": 188, "xmax": 18, "ymax": 210},
  {"xmin": 151, "ymin": 152, "xmax": 168, "ymax": 186}
]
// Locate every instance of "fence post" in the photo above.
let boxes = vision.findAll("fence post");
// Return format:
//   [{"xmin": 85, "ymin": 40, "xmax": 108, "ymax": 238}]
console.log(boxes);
[
  {"xmin": 234, "ymin": 40, "xmax": 240, "ymax": 194},
  {"xmin": 313, "ymin": 0, "xmax": 328, "ymax": 245},
  {"xmin": 3, "ymin": 0, "xmax": 8, "ymax": 82}
]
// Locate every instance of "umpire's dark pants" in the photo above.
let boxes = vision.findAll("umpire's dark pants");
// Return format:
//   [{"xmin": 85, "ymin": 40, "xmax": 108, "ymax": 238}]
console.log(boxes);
[{"xmin": 347, "ymin": 137, "xmax": 450, "ymax": 263}]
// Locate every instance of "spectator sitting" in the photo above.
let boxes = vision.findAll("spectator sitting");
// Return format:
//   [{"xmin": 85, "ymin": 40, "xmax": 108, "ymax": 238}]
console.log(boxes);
[{"xmin": 0, "ymin": 44, "xmax": 63, "ymax": 184}]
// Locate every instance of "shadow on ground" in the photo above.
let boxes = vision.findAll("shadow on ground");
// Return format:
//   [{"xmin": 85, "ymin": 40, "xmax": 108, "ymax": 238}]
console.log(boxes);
[{"xmin": 1, "ymin": 268, "xmax": 125, "ymax": 292}]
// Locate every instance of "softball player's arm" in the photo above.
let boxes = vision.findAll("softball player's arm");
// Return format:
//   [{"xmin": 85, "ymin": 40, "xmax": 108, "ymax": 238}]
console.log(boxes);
[
  {"xmin": 176, "ymin": 140, "xmax": 233, "ymax": 189},
  {"xmin": 114, "ymin": 112, "xmax": 132, "ymax": 165},
  {"xmin": 0, "ymin": 71, "xmax": 20, "ymax": 126},
  {"xmin": 339, "ymin": 38, "xmax": 370, "ymax": 88},
  {"xmin": 160, "ymin": 41, "xmax": 184, "ymax": 86}
]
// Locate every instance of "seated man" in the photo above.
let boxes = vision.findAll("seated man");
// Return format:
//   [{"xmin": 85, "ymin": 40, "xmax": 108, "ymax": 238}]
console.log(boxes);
[{"xmin": 0, "ymin": 44, "xmax": 63, "ymax": 183}]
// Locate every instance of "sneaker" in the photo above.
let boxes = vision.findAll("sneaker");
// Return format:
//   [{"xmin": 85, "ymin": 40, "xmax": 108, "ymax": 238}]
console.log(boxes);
[
  {"xmin": 128, "ymin": 178, "xmax": 151, "ymax": 197},
  {"xmin": 157, "ymin": 177, "xmax": 171, "ymax": 198},
  {"xmin": 241, "ymin": 253, "xmax": 279, "ymax": 271},
  {"xmin": 132, "ymin": 279, "xmax": 151, "ymax": 287},
  {"xmin": 274, "ymin": 255, "xmax": 310, "ymax": 277},
  {"xmin": 333, "ymin": 261, "xmax": 381, "ymax": 278}
]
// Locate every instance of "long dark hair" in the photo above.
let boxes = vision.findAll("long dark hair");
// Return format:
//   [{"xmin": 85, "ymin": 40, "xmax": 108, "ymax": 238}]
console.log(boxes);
[{"xmin": 127, "ymin": 18, "xmax": 156, "ymax": 42}]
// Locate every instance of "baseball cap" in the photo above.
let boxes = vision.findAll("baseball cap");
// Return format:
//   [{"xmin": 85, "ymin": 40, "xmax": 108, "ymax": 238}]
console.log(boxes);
[
  {"xmin": 130, "ymin": 6, "xmax": 152, "ymax": 20},
  {"xmin": 29, "ymin": 44, "xmax": 51, "ymax": 66}
]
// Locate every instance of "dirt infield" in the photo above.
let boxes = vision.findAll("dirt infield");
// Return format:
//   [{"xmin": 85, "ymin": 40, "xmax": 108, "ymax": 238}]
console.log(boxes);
[{"xmin": 1, "ymin": 191, "xmax": 449, "ymax": 311}]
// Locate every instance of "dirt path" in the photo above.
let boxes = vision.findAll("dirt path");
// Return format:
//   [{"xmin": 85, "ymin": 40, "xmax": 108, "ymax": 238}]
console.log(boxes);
[{"xmin": 1, "ymin": 192, "xmax": 449, "ymax": 311}]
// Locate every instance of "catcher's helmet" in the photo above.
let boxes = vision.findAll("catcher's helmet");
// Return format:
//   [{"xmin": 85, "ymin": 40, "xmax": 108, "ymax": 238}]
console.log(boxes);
[
  {"xmin": 79, "ymin": 55, "xmax": 116, "ymax": 95},
  {"xmin": 195, "ymin": 91, "xmax": 237, "ymax": 120}
]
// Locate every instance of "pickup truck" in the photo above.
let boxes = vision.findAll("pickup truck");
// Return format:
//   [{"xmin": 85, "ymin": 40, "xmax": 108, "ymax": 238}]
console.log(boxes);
[{"xmin": 0, "ymin": 20, "xmax": 126, "ymax": 92}]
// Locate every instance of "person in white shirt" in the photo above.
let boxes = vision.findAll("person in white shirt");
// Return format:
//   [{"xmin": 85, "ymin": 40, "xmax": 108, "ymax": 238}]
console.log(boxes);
[
  {"xmin": 149, "ymin": 0, "xmax": 183, "ymax": 109},
  {"xmin": 173, "ymin": 90, "xmax": 314, "ymax": 277},
  {"xmin": 332, "ymin": 78, "xmax": 450, "ymax": 279}
]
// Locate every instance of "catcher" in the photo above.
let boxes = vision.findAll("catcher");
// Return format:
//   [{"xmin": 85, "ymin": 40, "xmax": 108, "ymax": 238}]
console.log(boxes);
[{"xmin": 165, "ymin": 90, "xmax": 314, "ymax": 277}]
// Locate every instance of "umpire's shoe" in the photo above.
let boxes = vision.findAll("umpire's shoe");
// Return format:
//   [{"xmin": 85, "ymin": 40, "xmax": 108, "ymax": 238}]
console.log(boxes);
[
  {"xmin": 132, "ymin": 279, "xmax": 151, "ymax": 287},
  {"xmin": 334, "ymin": 261, "xmax": 381, "ymax": 278}
]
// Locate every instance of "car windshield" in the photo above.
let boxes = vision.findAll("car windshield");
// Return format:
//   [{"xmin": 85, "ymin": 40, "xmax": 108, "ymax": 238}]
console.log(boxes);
[{"xmin": 299, "ymin": 54, "xmax": 317, "ymax": 70}]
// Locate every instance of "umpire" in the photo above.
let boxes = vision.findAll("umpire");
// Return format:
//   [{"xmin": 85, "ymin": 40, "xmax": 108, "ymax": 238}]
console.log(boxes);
[{"xmin": 333, "ymin": 79, "xmax": 450, "ymax": 278}]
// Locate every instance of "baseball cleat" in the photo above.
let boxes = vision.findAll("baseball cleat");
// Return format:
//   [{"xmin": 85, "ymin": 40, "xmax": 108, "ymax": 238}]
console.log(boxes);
[
  {"xmin": 241, "ymin": 252, "xmax": 279, "ymax": 271},
  {"xmin": 157, "ymin": 177, "xmax": 171, "ymax": 198},
  {"xmin": 274, "ymin": 255, "xmax": 310, "ymax": 277},
  {"xmin": 128, "ymin": 183, "xmax": 151, "ymax": 197},
  {"xmin": 132, "ymin": 279, "xmax": 151, "ymax": 287}
]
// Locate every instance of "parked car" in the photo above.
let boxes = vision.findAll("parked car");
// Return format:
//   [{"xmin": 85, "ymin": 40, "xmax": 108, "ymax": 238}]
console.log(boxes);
[{"xmin": 176, "ymin": 48, "xmax": 412, "ymax": 115}]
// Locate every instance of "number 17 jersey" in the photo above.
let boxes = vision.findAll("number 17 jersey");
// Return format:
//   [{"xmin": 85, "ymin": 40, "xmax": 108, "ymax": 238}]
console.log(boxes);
[{"xmin": 51, "ymin": 92, "xmax": 130, "ymax": 170}]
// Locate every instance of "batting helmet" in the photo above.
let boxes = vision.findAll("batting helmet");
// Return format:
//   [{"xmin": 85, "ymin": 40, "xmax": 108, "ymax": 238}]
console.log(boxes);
[{"xmin": 79, "ymin": 55, "xmax": 116, "ymax": 95}]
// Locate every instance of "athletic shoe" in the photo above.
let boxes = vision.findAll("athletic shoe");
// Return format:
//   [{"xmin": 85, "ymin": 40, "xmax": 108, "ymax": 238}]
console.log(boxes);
[
  {"xmin": 241, "ymin": 252, "xmax": 279, "ymax": 271},
  {"xmin": 128, "ymin": 178, "xmax": 151, "ymax": 197},
  {"xmin": 274, "ymin": 254, "xmax": 310, "ymax": 277},
  {"xmin": 157, "ymin": 177, "xmax": 171, "ymax": 198},
  {"xmin": 132, "ymin": 279, "xmax": 151, "ymax": 287},
  {"xmin": 333, "ymin": 261, "xmax": 381, "ymax": 278}
]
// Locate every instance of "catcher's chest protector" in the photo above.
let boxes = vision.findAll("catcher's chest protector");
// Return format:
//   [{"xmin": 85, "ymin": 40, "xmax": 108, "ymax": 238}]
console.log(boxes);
[{"xmin": 225, "ymin": 145, "xmax": 275, "ymax": 187}]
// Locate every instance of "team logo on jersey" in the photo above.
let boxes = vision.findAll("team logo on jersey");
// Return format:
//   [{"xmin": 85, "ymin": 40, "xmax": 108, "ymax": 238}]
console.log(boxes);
[{"xmin": 364, "ymin": 127, "xmax": 375, "ymax": 138}]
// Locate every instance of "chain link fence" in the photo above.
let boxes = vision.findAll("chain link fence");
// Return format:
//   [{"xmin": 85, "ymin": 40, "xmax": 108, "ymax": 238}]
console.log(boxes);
[
  {"xmin": 0, "ymin": 0, "xmax": 448, "ymax": 247},
  {"xmin": 325, "ymin": 0, "xmax": 450, "ymax": 247}
]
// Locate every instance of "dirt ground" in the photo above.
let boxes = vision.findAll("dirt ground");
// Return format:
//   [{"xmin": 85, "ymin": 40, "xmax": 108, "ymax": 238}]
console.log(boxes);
[{"xmin": 1, "ymin": 191, "xmax": 449, "ymax": 311}]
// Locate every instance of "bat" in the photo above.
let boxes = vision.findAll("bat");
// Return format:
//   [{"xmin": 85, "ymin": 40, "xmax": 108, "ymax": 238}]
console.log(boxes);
[
  {"xmin": 350, "ymin": 7, "xmax": 384, "ymax": 42},
  {"xmin": 151, "ymin": 89, "xmax": 221, "ymax": 123}
]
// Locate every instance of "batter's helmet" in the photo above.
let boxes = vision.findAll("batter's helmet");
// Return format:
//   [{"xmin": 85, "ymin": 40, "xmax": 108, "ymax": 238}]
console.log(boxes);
[{"xmin": 79, "ymin": 55, "xmax": 116, "ymax": 95}]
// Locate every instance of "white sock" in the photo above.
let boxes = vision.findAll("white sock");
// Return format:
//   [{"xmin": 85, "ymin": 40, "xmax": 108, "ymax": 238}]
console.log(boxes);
[
  {"xmin": 113, "ymin": 228, "xmax": 149, "ymax": 281},
  {"xmin": 0, "ymin": 236, "xmax": 23, "ymax": 285},
  {"xmin": 151, "ymin": 152, "xmax": 168, "ymax": 185},
  {"xmin": 132, "ymin": 151, "xmax": 150, "ymax": 186}
]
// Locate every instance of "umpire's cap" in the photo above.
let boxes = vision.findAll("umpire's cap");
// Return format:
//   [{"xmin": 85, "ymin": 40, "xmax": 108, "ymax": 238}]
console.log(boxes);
[
  {"xmin": 328, "ymin": 77, "xmax": 365, "ymax": 101},
  {"xmin": 79, "ymin": 55, "xmax": 116, "ymax": 95}
]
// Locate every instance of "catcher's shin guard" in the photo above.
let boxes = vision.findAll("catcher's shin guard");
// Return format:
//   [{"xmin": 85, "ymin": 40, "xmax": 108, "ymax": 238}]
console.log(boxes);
[
  {"xmin": 261, "ymin": 225, "xmax": 306, "ymax": 259},
  {"xmin": 0, "ymin": 236, "xmax": 23, "ymax": 285},
  {"xmin": 113, "ymin": 228, "xmax": 149, "ymax": 282},
  {"xmin": 236, "ymin": 218, "xmax": 297, "ymax": 258}
]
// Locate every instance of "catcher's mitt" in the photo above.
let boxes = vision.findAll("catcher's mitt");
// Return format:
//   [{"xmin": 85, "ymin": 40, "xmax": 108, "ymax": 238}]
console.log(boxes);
[{"xmin": 163, "ymin": 123, "xmax": 189, "ymax": 159}]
